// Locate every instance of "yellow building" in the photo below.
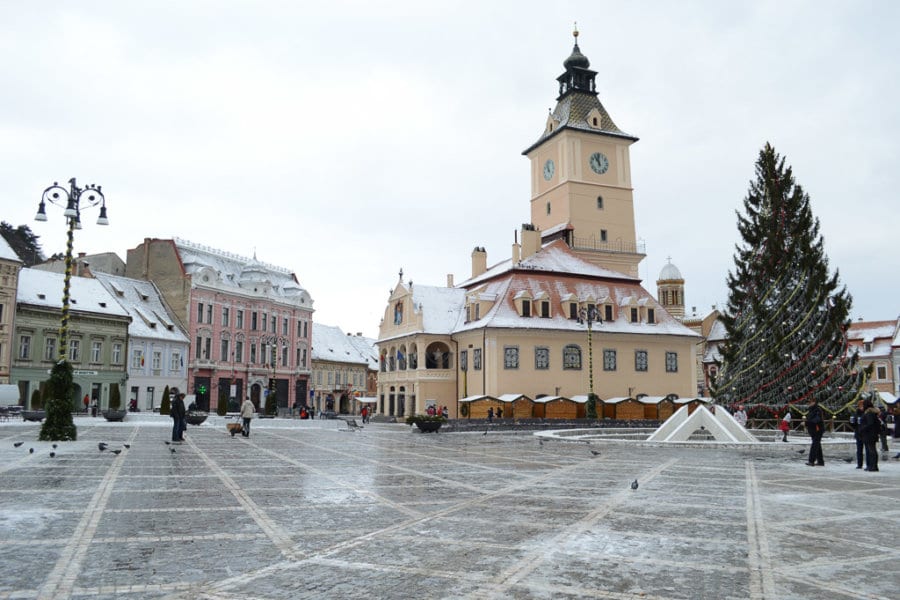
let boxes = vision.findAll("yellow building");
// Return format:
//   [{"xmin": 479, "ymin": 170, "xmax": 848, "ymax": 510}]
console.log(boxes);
[{"xmin": 376, "ymin": 30, "xmax": 700, "ymax": 418}]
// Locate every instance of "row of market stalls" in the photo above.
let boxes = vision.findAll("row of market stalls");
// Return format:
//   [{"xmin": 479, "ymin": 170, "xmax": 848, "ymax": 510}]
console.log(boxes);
[{"xmin": 457, "ymin": 394, "xmax": 712, "ymax": 421}]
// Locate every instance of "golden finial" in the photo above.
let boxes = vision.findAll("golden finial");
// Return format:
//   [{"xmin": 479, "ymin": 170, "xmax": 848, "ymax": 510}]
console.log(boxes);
[{"xmin": 573, "ymin": 21, "xmax": 579, "ymax": 39}]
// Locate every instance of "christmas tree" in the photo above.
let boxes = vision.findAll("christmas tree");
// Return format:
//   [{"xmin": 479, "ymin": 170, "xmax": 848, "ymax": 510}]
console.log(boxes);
[{"xmin": 712, "ymin": 143, "xmax": 867, "ymax": 415}]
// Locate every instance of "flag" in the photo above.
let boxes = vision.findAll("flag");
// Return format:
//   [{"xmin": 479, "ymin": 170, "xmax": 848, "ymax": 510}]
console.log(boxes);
[{"xmin": 396, "ymin": 350, "xmax": 404, "ymax": 361}]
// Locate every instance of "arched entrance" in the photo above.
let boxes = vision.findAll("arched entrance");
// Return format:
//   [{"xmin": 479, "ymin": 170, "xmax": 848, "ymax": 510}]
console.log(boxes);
[{"xmin": 250, "ymin": 383, "xmax": 262, "ymax": 411}]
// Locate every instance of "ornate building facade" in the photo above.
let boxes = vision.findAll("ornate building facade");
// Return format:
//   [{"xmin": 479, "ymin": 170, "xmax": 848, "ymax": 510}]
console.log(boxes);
[
  {"xmin": 125, "ymin": 238, "xmax": 313, "ymax": 411},
  {"xmin": 0, "ymin": 236, "xmax": 22, "ymax": 385},
  {"xmin": 376, "ymin": 32, "xmax": 700, "ymax": 418}
]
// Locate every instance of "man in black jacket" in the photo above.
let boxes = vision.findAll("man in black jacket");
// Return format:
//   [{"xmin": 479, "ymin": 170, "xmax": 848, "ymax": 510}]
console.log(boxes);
[
  {"xmin": 859, "ymin": 399, "xmax": 881, "ymax": 472},
  {"xmin": 849, "ymin": 400, "xmax": 866, "ymax": 469},
  {"xmin": 805, "ymin": 398, "xmax": 825, "ymax": 466},
  {"xmin": 171, "ymin": 393, "xmax": 187, "ymax": 442}
]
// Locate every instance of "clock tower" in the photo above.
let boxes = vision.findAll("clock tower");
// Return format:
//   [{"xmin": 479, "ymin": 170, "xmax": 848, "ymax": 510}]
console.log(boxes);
[{"xmin": 523, "ymin": 27, "xmax": 644, "ymax": 277}]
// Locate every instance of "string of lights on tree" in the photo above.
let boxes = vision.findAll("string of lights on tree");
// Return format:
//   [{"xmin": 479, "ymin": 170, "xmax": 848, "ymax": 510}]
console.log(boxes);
[{"xmin": 711, "ymin": 143, "xmax": 868, "ymax": 416}]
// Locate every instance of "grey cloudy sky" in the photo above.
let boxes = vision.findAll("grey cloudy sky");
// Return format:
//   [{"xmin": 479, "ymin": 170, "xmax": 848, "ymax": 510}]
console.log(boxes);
[{"xmin": 2, "ymin": 1, "xmax": 897, "ymax": 339}]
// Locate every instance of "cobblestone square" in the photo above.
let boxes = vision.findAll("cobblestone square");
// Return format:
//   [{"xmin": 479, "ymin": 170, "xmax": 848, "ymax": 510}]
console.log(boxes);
[{"xmin": 1, "ymin": 416, "xmax": 898, "ymax": 599}]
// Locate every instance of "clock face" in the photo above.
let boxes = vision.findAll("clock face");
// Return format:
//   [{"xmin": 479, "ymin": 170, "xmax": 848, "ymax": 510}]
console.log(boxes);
[
  {"xmin": 543, "ymin": 159, "xmax": 555, "ymax": 180},
  {"xmin": 589, "ymin": 152, "xmax": 609, "ymax": 175}
]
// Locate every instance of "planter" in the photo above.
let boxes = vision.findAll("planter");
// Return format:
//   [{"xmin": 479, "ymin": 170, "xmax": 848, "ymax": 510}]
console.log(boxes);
[
  {"xmin": 185, "ymin": 411, "xmax": 208, "ymax": 426},
  {"xmin": 22, "ymin": 410, "xmax": 46, "ymax": 422},
  {"xmin": 103, "ymin": 410, "xmax": 127, "ymax": 422},
  {"xmin": 414, "ymin": 420, "xmax": 443, "ymax": 433}
]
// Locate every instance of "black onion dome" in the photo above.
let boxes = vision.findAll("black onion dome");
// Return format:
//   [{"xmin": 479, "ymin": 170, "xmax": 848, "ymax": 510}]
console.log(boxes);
[{"xmin": 563, "ymin": 42, "xmax": 590, "ymax": 70}]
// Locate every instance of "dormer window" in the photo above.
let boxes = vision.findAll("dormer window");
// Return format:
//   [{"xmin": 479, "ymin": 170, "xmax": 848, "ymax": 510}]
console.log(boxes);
[
  {"xmin": 604, "ymin": 304, "xmax": 613, "ymax": 322},
  {"xmin": 630, "ymin": 308, "xmax": 639, "ymax": 323},
  {"xmin": 522, "ymin": 299, "xmax": 531, "ymax": 317},
  {"xmin": 569, "ymin": 302, "xmax": 578, "ymax": 319},
  {"xmin": 539, "ymin": 300, "xmax": 550, "ymax": 318},
  {"xmin": 648, "ymin": 308, "xmax": 655, "ymax": 324}
]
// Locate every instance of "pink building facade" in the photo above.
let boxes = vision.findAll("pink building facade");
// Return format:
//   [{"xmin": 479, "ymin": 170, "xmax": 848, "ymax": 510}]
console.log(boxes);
[{"xmin": 126, "ymin": 238, "xmax": 313, "ymax": 412}]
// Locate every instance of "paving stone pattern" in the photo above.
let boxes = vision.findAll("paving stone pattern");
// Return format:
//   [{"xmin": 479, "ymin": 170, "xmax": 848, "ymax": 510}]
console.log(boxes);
[{"xmin": 1, "ymin": 417, "xmax": 898, "ymax": 599}]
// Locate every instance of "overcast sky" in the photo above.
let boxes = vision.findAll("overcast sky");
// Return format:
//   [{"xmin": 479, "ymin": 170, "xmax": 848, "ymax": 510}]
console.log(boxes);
[{"xmin": 2, "ymin": 1, "xmax": 897, "ymax": 339}]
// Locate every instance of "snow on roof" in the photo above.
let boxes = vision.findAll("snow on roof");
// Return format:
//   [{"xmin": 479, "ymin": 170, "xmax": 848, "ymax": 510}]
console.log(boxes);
[
  {"xmin": 460, "ymin": 239, "xmax": 638, "ymax": 288},
  {"xmin": 410, "ymin": 284, "xmax": 467, "ymax": 334},
  {"xmin": 93, "ymin": 272, "xmax": 188, "ymax": 343},
  {"xmin": 848, "ymin": 320, "xmax": 896, "ymax": 342},
  {"xmin": 173, "ymin": 238, "xmax": 312, "ymax": 305},
  {"xmin": 0, "ymin": 235, "xmax": 21, "ymax": 262},
  {"xmin": 706, "ymin": 319, "xmax": 728, "ymax": 342},
  {"xmin": 312, "ymin": 323, "xmax": 377, "ymax": 367},
  {"xmin": 459, "ymin": 394, "xmax": 499, "ymax": 403},
  {"xmin": 533, "ymin": 395, "xmax": 577, "ymax": 404},
  {"xmin": 17, "ymin": 268, "xmax": 129, "ymax": 318},
  {"xmin": 497, "ymin": 393, "xmax": 532, "ymax": 403}
]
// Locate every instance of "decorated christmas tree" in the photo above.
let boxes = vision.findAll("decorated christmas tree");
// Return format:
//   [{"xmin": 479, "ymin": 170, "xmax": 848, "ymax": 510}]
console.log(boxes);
[{"xmin": 712, "ymin": 143, "xmax": 867, "ymax": 415}]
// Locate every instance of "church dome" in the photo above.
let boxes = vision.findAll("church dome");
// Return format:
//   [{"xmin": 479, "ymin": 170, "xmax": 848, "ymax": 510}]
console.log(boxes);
[
  {"xmin": 563, "ymin": 43, "xmax": 590, "ymax": 70},
  {"xmin": 658, "ymin": 260, "xmax": 683, "ymax": 281}
]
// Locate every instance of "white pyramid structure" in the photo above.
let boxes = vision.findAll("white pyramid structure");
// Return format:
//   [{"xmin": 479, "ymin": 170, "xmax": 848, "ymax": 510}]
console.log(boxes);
[{"xmin": 647, "ymin": 405, "xmax": 758, "ymax": 443}]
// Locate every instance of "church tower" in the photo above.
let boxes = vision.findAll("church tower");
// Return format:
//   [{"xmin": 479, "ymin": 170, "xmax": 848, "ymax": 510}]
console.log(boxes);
[
  {"xmin": 523, "ymin": 27, "xmax": 644, "ymax": 277},
  {"xmin": 656, "ymin": 258, "xmax": 685, "ymax": 320}
]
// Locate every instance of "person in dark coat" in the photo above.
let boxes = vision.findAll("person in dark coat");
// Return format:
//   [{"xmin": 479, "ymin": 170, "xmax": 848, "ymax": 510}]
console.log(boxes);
[
  {"xmin": 850, "ymin": 399, "xmax": 866, "ymax": 469},
  {"xmin": 878, "ymin": 406, "xmax": 889, "ymax": 452},
  {"xmin": 805, "ymin": 398, "xmax": 825, "ymax": 466},
  {"xmin": 858, "ymin": 399, "xmax": 881, "ymax": 472},
  {"xmin": 171, "ymin": 393, "xmax": 187, "ymax": 442}
]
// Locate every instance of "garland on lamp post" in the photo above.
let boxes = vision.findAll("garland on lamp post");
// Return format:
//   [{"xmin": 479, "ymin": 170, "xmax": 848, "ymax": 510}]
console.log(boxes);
[
  {"xmin": 35, "ymin": 178, "xmax": 109, "ymax": 441},
  {"xmin": 578, "ymin": 304, "xmax": 602, "ymax": 419}
]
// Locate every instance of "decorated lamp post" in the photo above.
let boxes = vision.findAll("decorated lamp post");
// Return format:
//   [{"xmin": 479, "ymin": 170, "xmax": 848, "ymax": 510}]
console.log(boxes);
[
  {"xmin": 578, "ymin": 304, "xmax": 602, "ymax": 419},
  {"xmin": 34, "ymin": 178, "xmax": 109, "ymax": 440},
  {"xmin": 262, "ymin": 334, "xmax": 288, "ymax": 415}
]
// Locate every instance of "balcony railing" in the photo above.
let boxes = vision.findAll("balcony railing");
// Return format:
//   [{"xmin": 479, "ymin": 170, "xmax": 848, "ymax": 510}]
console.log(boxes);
[{"xmin": 571, "ymin": 236, "xmax": 646, "ymax": 255}]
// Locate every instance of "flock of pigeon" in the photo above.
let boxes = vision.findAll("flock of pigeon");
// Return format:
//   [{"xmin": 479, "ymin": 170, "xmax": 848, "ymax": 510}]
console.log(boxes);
[{"xmin": 10, "ymin": 440, "xmax": 141, "ymax": 458}]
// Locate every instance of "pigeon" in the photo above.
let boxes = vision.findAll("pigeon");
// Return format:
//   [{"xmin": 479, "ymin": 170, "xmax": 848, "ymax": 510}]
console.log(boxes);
[
  {"xmin": 590, "ymin": 450, "xmax": 601, "ymax": 456},
  {"xmin": 49, "ymin": 452, "xmax": 56, "ymax": 458},
  {"xmin": 842, "ymin": 457, "xmax": 853, "ymax": 463},
  {"xmin": 29, "ymin": 448, "xmax": 34, "ymax": 454},
  {"xmin": 98, "ymin": 442, "xmax": 108, "ymax": 451},
  {"xmin": 539, "ymin": 439, "xmax": 544, "ymax": 446},
  {"xmin": 111, "ymin": 449, "xmax": 122, "ymax": 455},
  {"xmin": 13, "ymin": 441, "xmax": 23, "ymax": 447},
  {"xmin": 169, "ymin": 447, "xmax": 176, "ymax": 453},
  {"xmin": 796, "ymin": 449, "xmax": 806, "ymax": 454},
  {"xmin": 52, "ymin": 444, "xmax": 58, "ymax": 449},
  {"xmin": 630, "ymin": 479, "xmax": 639, "ymax": 490},
  {"xmin": 164, "ymin": 441, "xmax": 171, "ymax": 445},
  {"xmin": 123, "ymin": 444, "xmax": 130, "ymax": 449},
  {"xmin": 483, "ymin": 429, "xmax": 488, "ymax": 436}
]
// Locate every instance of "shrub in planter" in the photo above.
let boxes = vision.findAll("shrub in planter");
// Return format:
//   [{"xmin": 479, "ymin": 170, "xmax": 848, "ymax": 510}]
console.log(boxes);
[
  {"xmin": 217, "ymin": 390, "xmax": 228, "ymax": 416},
  {"xmin": 405, "ymin": 414, "xmax": 446, "ymax": 432},
  {"xmin": 39, "ymin": 361, "xmax": 77, "ymax": 441},
  {"xmin": 265, "ymin": 390, "xmax": 277, "ymax": 416},
  {"xmin": 109, "ymin": 383, "xmax": 121, "ymax": 411},
  {"xmin": 30, "ymin": 388, "xmax": 42, "ymax": 410}
]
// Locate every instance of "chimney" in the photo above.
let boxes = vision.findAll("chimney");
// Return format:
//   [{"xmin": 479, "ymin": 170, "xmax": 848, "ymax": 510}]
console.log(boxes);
[
  {"xmin": 447, "ymin": 274, "xmax": 454, "ymax": 288},
  {"xmin": 471, "ymin": 247, "xmax": 487, "ymax": 278},
  {"xmin": 512, "ymin": 242, "xmax": 520, "ymax": 263},
  {"xmin": 521, "ymin": 223, "xmax": 541, "ymax": 260}
]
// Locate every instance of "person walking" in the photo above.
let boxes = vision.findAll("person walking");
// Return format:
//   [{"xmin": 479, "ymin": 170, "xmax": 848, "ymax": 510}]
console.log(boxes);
[
  {"xmin": 850, "ymin": 399, "xmax": 866, "ymax": 469},
  {"xmin": 733, "ymin": 405, "xmax": 748, "ymax": 428},
  {"xmin": 171, "ymin": 393, "xmax": 187, "ymax": 442},
  {"xmin": 779, "ymin": 408, "xmax": 792, "ymax": 442},
  {"xmin": 859, "ymin": 398, "xmax": 881, "ymax": 472},
  {"xmin": 878, "ymin": 406, "xmax": 890, "ymax": 452},
  {"xmin": 240, "ymin": 397, "xmax": 255, "ymax": 438},
  {"xmin": 805, "ymin": 397, "xmax": 825, "ymax": 466}
]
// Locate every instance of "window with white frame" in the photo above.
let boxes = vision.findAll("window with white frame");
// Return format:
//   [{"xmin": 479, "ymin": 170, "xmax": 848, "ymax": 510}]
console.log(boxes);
[
  {"xmin": 152, "ymin": 351, "xmax": 162, "ymax": 370},
  {"xmin": 68, "ymin": 339, "xmax": 81, "ymax": 362},
  {"xmin": 112, "ymin": 342, "xmax": 123, "ymax": 364},
  {"xmin": 18, "ymin": 334, "xmax": 30, "ymax": 359},
  {"xmin": 222, "ymin": 306, "xmax": 230, "ymax": 327},
  {"xmin": 170, "ymin": 351, "xmax": 181, "ymax": 371},
  {"xmin": 91, "ymin": 341, "xmax": 102, "ymax": 363},
  {"xmin": 132, "ymin": 349, "xmax": 144, "ymax": 369},
  {"xmin": 44, "ymin": 337, "xmax": 57, "ymax": 361}
]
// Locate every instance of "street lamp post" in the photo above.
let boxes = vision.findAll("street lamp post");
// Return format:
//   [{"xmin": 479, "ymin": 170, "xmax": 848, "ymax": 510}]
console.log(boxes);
[
  {"xmin": 578, "ymin": 304, "xmax": 602, "ymax": 419},
  {"xmin": 35, "ymin": 178, "xmax": 109, "ymax": 441},
  {"xmin": 262, "ymin": 334, "xmax": 287, "ymax": 415}
]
